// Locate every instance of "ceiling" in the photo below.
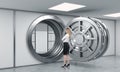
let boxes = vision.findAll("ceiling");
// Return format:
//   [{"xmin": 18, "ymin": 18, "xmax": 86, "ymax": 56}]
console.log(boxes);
[{"xmin": 0, "ymin": 0, "xmax": 120, "ymax": 20}]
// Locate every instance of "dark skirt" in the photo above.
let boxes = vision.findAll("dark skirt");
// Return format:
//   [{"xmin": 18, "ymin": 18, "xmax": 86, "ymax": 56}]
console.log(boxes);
[{"xmin": 63, "ymin": 42, "xmax": 70, "ymax": 55}]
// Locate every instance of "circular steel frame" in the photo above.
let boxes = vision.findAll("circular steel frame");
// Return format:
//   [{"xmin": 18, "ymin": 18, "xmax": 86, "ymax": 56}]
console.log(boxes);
[{"xmin": 27, "ymin": 15, "xmax": 65, "ymax": 63}]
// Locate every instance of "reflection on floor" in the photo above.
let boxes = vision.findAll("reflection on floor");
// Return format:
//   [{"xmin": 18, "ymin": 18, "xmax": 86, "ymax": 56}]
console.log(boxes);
[{"xmin": 0, "ymin": 56, "xmax": 119, "ymax": 72}]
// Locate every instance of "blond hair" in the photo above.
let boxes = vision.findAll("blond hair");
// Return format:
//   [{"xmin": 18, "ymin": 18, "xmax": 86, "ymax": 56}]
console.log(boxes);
[{"xmin": 66, "ymin": 27, "xmax": 72, "ymax": 37}]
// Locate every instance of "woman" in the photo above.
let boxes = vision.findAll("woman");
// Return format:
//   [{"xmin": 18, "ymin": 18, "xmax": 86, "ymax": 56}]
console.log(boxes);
[{"xmin": 61, "ymin": 27, "xmax": 72, "ymax": 68}]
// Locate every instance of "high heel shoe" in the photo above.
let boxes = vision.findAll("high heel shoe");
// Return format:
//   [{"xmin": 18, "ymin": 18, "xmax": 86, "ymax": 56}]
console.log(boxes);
[
  {"xmin": 66, "ymin": 64, "xmax": 70, "ymax": 68},
  {"xmin": 61, "ymin": 64, "xmax": 66, "ymax": 68}
]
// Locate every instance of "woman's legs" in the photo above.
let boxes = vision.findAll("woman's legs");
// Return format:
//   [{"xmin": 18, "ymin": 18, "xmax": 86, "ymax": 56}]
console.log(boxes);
[
  {"xmin": 63, "ymin": 55, "xmax": 70, "ymax": 64},
  {"xmin": 62, "ymin": 55, "xmax": 67, "ymax": 68},
  {"xmin": 63, "ymin": 55, "xmax": 67, "ymax": 64},
  {"xmin": 62, "ymin": 55, "xmax": 70, "ymax": 68},
  {"xmin": 66, "ymin": 55, "xmax": 70, "ymax": 64},
  {"xmin": 65, "ymin": 54, "xmax": 70, "ymax": 68}
]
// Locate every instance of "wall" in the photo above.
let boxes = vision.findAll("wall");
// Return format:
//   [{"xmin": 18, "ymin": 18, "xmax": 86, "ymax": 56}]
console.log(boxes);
[
  {"xmin": 15, "ymin": 11, "xmax": 42, "ymax": 66},
  {"xmin": 0, "ymin": 9, "xmax": 14, "ymax": 69},
  {"xmin": 116, "ymin": 20, "xmax": 120, "ymax": 55},
  {"xmin": 0, "ymin": 9, "xmax": 116, "ymax": 69},
  {"xmin": 100, "ymin": 19, "xmax": 115, "ymax": 56}
]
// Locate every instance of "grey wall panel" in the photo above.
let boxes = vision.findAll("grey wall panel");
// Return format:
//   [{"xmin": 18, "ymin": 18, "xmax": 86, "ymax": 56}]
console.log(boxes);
[
  {"xmin": 116, "ymin": 20, "xmax": 120, "ymax": 55},
  {"xmin": 15, "ymin": 11, "xmax": 43, "ymax": 66},
  {"xmin": 0, "ymin": 9, "xmax": 13, "ymax": 68},
  {"xmin": 100, "ymin": 19, "xmax": 115, "ymax": 56}
]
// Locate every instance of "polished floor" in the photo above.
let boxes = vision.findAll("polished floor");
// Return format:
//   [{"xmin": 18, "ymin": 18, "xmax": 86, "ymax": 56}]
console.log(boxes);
[{"xmin": 0, "ymin": 56, "xmax": 120, "ymax": 72}]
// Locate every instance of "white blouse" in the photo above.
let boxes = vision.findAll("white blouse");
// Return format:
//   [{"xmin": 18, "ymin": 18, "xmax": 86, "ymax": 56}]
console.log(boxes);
[{"xmin": 62, "ymin": 34, "xmax": 70, "ymax": 42}]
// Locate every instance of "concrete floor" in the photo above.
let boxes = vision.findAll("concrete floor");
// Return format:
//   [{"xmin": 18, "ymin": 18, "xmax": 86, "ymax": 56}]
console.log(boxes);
[{"xmin": 0, "ymin": 56, "xmax": 119, "ymax": 72}]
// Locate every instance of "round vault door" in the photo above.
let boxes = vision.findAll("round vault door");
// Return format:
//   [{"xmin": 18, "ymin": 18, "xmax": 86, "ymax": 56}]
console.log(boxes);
[
  {"xmin": 27, "ymin": 15, "xmax": 65, "ymax": 62},
  {"xmin": 66, "ymin": 17, "xmax": 109, "ymax": 61}
]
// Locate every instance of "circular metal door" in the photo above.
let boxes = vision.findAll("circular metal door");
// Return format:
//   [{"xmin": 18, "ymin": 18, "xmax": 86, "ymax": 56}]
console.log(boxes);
[
  {"xmin": 27, "ymin": 15, "xmax": 65, "ymax": 62},
  {"xmin": 65, "ymin": 17, "xmax": 109, "ymax": 61}
]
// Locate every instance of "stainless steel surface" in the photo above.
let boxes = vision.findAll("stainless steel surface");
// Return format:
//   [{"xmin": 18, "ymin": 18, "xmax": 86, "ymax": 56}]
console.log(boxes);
[
  {"xmin": 66, "ymin": 17, "xmax": 109, "ymax": 61},
  {"xmin": 27, "ymin": 15, "xmax": 65, "ymax": 62}
]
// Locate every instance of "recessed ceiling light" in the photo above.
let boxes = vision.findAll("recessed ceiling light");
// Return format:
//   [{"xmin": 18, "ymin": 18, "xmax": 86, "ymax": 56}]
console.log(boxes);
[
  {"xmin": 49, "ymin": 2, "xmax": 86, "ymax": 12},
  {"xmin": 104, "ymin": 13, "xmax": 120, "ymax": 17}
]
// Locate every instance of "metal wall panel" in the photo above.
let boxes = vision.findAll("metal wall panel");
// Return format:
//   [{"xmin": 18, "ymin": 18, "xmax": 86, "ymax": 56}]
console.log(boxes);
[{"xmin": 0, "ymin": 9, "xmax": 14, "ymax": 69}]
